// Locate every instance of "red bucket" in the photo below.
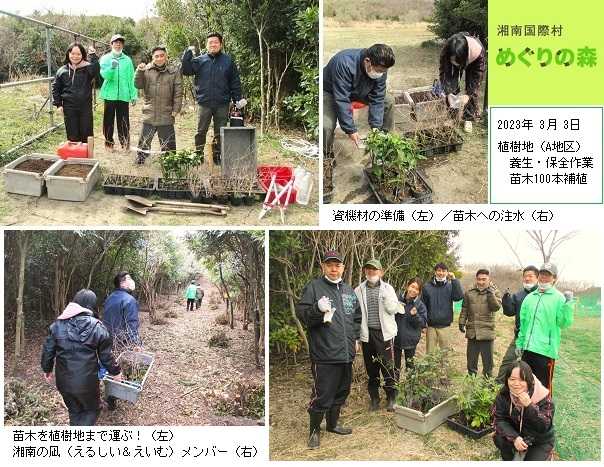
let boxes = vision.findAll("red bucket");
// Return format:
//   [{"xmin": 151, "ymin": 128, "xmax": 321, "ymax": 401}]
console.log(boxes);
[
  {"xmin": 57, "ymin": 141, "xmax": 89, "ymax": 159},
  {"xmin": 257, "ymin": 165, "xmax": 296, "ymax": 204}
]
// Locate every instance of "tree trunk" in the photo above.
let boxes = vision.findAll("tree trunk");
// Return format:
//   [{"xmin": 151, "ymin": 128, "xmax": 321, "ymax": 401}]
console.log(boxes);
[
  {"xmin": 15, "ymin": 234, "xmax": 30, "ymax": 357},
  {"xmin": 284, "ymin": 267, "xmax": 309, "ymax": 353}
]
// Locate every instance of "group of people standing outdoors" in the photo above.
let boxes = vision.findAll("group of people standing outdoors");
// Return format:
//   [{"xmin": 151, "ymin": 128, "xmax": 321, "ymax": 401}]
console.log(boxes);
[
  {"xmin": 184, "ymin": 280, "xmax": 205, "ymax": 312},
  {"xmin": 296, "ymin": 252, "xmax": 575, "ymax": 461},
  {"xmin": 51, "ymin": 31, "xmax": 245, "ymax": 164},
  {"xmin": 41, "ymin": 271, "xmax": 142, "ymax": 425}
]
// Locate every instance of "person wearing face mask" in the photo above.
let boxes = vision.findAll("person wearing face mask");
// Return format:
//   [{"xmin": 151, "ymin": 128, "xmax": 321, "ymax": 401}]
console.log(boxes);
[
  {"xmin": 438, "ymin": 32, "xmax": 485, "ymax": 134},
  {"xmin": 516, "ymin": 263, "xmax": 575, "ymax": 392},
  {"xmin": 52, "ymin": 43, "xmax": 100, "ymax": 143},
  {"xmin": 496, "ymin": 266, "xmax": 539, "ymax": 384},
  {"xmin": 323, "ymin": 44, "xmax": 396, "ymax": 155},
  {"xmin": 421, "ymin": 262, "xmax": 464, "ymax": 353},
  {"xmin": 133, "ymin": 46, "xmax": 183, "ymax": 164},
  {"xmin": 296, "ymin": 251, "xmax": 362, "ymax": 449},
  {"xmin": 354, "ymin": 259, "xmax": 400, "ymax": 412},
  {"xmin": 493, "ymin": 361, "xmax": 555, "ymax": 461},
  {"xmin": 41, "ymin": 289, "xmax": 122, "ymax": 425},
  {"xmin": 182, "ymin": 32, "xmax": 245, "ymax": 160},
  {"xmin": 394, "ymin": 277, "xmax": 427, "ymax": 377},
  {"xmin": 99, "ymin": 34, "xmax": 138, "ymax": 150},
  {"xmin": 458, "ymin": 269, "xmax": 502, "ymax": 377}
]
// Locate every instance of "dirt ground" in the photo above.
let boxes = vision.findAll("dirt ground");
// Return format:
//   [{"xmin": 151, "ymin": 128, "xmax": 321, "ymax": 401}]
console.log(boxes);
[
  {"xmin": 5, "ymin": 276, "xmax": 264, "ymax": 426},
  {"xmin": 0, "ymin": 99, "xmax": 318, "ymax": 226},
  {"xmin": 270, "ymin": 312, "xmax": 513, "ymax": 461},
  {"xmin": 325, "ymin": 21, "xmax": 487, "ymax": 204}
]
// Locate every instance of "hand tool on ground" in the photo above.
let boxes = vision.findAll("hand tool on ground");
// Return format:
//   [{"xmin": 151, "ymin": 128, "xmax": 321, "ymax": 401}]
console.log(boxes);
[
  {"xmin": 280, "ymin": 176, "xmax": 295, "ymax": 224},
  {"xmin": 125, "ymin": 201, "xmax": 227, "ymax": 216},
  {"xmin": 124, "ymin": 195, "xmax": 230, "ymax": 211},
  {"xmin": 258, "ymin": 174, "xmax": 277, "ymax": 219}
]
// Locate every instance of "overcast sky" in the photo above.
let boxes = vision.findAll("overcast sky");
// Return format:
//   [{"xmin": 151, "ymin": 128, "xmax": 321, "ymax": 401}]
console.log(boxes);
[
  {"xmin": 455, "ymin": 230, "xmax": 600, "ymax": 283},
  {"xmin": 3, "ymin": 0, "xmax": 157, "ymax": 21}
]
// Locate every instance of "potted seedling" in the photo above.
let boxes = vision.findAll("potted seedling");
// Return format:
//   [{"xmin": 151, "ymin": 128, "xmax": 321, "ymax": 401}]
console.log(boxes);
[
  {"xmin": 102, "ymin": 174, "xmax": 157, "ymax": 197},
  {"xmin": 103, "ymin": 350, "xmax": 154, "ymax": 403},
  {"xmin": 446, "ymin": 375, "xmax": 499, "ymax": 439},
  {"xmin": 393, "ymin": 350, "xmax": 457, "ymax": 435},
  {"xmin": 364, "ymin": 130, "xmax": 432, "ymax": 204},
  {"xmin": 156, "ymin": 149, "xmax": 203, "ymax": 199},
  {"xmin": 405, "ymin": 127, "xmax": 464, "ymax": 158}
]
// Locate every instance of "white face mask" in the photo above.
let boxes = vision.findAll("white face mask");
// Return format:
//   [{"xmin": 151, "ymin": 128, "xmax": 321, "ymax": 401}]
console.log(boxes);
[
  {"xmin": 538, "ymin": 282, "xmax": 553, "ymax": 291},
  {"xmin": 123, "ymin": 277, "xmax": 136, "ymax": 291},
  {"xmin": 325, "ymin": 275, "xmax": 342, "ymax": 284},
  {"xmin": 366, "ymin": 275, "xmax": 380, "ymax": 284},
  {"xmin": 523, "ymin": 282, "xmax": 537, "ymax": 291},
  {"xmin": 435, "ymin": 276, "xmax": 447, "ymax": 283},
  {"xmin": 365, "ymin": 62, "xmax": 384, "ymax": 80}
]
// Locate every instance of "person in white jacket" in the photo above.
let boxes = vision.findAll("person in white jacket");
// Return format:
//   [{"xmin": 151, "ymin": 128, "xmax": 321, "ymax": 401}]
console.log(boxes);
[{"xmin": 355, "ymin": 259, "xmax": 400, "ymax": 412}]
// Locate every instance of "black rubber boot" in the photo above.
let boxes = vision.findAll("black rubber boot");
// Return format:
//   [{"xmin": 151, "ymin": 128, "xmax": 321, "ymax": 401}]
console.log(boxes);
[
  {"xmin": 308, "ymin": 411, "xmax": 323, "ymax": 449},
  {"xmin": 326, "ymin": 405, "xmax": 352, "ymax": 435},
  {"xmin": 370, "ymin": 397, "xmax": 380, "ymax": 412},
  {"xmin": 386, "ymin": 393, "xmax": 396, "ymax": 412}
]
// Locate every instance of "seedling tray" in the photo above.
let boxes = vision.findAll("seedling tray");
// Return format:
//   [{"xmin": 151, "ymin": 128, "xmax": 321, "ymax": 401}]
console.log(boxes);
[
  {"xmin": 446, "ymin": 413, "xmax": 493, "ymax": 439},
  {"xmin": 405, "ymin": 129, "xmax": 464, "ymax": 158},
  {"xmin": 102, "ymin": 174, "xmax": 157, "ymax": 197},
  {"xmin": 364, "ymin": 167, "xmax": 433, "ymax": 204}
]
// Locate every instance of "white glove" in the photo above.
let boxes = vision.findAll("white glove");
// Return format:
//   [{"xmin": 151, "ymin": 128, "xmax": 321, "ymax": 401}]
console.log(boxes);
[
  {"xmin": 111, "ymin": 59, "xmax": 119, "ymax": 68},
  {"xmin": 318, "ymin": 296, "xmax": 332, "ymax": 313},
  {"xmin": 563, "ymin": 291, "xmax": 574, "ymax": 302},
  {"xmin": 323, "ymin": 308, "xmax": 335, "ymax": 324},
  {"xmin": 235, "ymin": 98, "xmax": 247, "ymax": 109}
]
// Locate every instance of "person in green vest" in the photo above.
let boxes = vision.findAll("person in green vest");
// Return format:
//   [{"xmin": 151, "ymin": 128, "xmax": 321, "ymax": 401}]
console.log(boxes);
[
  {"xmin": 185, "ymin": 281, "xmax": 198, "ymax": 312},
  {"xmin": 99, "ymin": 34, "xmax": 137, "ymax": 150}
]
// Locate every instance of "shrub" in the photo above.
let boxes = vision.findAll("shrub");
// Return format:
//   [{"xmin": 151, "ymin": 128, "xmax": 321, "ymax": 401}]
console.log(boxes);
[
  {"xmin": 456, "ymin": 375, "xmax": 500, "ymax": 429},
  {"xmin": 208, "ymin": 330, "xmax": 230, "ymax": 348}
]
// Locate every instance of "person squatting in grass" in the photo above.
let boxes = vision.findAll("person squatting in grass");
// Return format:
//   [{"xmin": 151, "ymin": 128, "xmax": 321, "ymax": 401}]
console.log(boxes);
[
  {"xmin": 296, "ymin": 250, "xmax": 362, "ymax": 450},
  {"xmin": 496, "ymin": 265, "xmax": 539, "ymax": 384},
  {"xmin": 421, "ymin": 262, "xmax": 464, "ymax": 354},
  {"xmin": 438, "ymin": 32, "xmax": 486, "ymax": 134},
  {"xmin": 394, "ymin": 277, "xmax": 428, "ymax": 377},
  {"xmin": 185, "ymin": 280, "xmax": 198, "ymax": 311},
  {"xmin": 516, "ymin": 263, "xmax": 575, "ymax": 393},
  {"xmin": 41, "ymin": 289, "xmax": 123, "ymax": 426},
  {"xmin": 99, "ymin": 34, "xmax": 137, "ymax": 150},
  {"xmin": 458, "ymin": 268, "xmax": 502, "ymax": 378},
  {"xmin": 52, "ymin": 43, "xmax": 100, "ymax": 143},
  {"xmin": 354, "ymin": 259, "xmax": 400, "ymax": 412},
  {"xmin": 134, "ymin": 46, "xmax": 182, "ymax": 164},
  {"xmin": 493, "ymin": 360, "xmax": 555, "ymax": 461},
  {"xmin": 323, "ymin": 44, "xmax": 396, "ymax": 155}
]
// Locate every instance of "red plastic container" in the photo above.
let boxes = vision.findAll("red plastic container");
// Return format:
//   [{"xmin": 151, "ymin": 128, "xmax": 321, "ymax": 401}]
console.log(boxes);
[
  {"xmin": 57, "ymin": 141, "xmax": 89, "ymax": 159},
  {"xmin": 351, "ymin": 101, "xmax": 367, "ymax": 111},
  {"xmin": 257, "ymin": 165, "xmax": 297, "ymax": 204}
]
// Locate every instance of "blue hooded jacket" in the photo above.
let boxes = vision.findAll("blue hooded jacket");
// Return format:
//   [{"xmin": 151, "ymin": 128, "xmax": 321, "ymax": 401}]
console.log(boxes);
[
  {"xmin": 323, "ymin": 48, "xmax": 388, "ymax": 134},
  {"xmin": 102, "ymin": 288, "xmax": 141, "ymax": 345}
]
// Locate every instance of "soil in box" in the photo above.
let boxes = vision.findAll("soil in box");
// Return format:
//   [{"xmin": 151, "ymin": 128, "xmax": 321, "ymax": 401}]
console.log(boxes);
[
  {"xmin": 14, "ymin": 159, "xmax": 56, "ymax": 174},
  {"xmin": 446, "ymin": 412, "xmax": 493, "ymax": 439},
  {"xmin": 56, "ymin": 164, "xmax": 92, "ymax": 178}
]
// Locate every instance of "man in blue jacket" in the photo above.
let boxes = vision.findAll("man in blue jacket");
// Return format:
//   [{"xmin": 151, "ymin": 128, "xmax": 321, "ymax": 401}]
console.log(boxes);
[
  {"xmin": 182, "ymin": 32, "xmax": 245, "ymax": 158},
  {"xmin": 103, "ymin": 271, "xmax": 141, "ymax": 410},
  {"xmin": 323, "ymin": 44, "xmax": 395, "ymax": 155},
  {"xmin": 421, "ymin": 262, "xmax": 464, "ymax": 353}
]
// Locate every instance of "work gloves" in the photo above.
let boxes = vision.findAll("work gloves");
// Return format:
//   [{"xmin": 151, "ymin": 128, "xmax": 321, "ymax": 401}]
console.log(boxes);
[
  {"xmin": 318, "ymin": 296, "xmax": 335, "ymax": 325},
  {"xmin": 563, "ymin": 291, "xmax": 574, "ymax": 302},
  {"xmin": 111, "ymin": 58, "xmax": 119, "ymax": 69},
  {"xmin": 235, "ymin": 98, "xmax": 247, "ymax": 109}
]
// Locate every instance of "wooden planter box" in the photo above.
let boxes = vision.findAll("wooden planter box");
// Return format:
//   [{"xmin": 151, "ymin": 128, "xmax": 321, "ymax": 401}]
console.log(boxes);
[
  {"xmin": 102, "ymin": 174, "xmax": 157, "ymax": 197},
  {"xmin": 364, "ymin": 167, "xmax": 433, "ymax": 204},
  {"xmin": 394, "ymin": 396, "xmax": 457, "ymax": 435},
  {"xmin": 45, "ymin": 158, "xmax": 100, "ymax": 202},
  {"xmin": 446, "ymin": 413, "xmax": 494, "ymax": 439},
  {"xmin": 403, "ymin": 86, "xmax": 448, "ymax": 122},
  {"xmin": 3, "ymin": 153, "xmax": 61, "ymax": 197}
]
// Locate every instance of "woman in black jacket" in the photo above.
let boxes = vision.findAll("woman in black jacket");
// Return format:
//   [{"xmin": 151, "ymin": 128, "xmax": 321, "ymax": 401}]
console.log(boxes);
[
  {"xmin": 41, "ymin": 289, "xmax": 122, "ymax": 426},
  {"xmin": 394, "ymin": 277, "xmax": 428, "ymax": 380},
  {"xmin": 493, "ymin": 361, "xmax": 555, "ymax": 461},
  {"xmin": 52, "ymin": 43, "xmax": 100, "ymax": 143}
]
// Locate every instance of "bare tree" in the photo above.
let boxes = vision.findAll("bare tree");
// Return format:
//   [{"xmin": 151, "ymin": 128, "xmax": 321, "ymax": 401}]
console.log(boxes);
[
  {"xmin": 527, "ymin": 230, "xmax": 578, "ymax": 264},
  {"xmin": 15, "ymin": 232, "xmax": 30, "ymax": 357}
]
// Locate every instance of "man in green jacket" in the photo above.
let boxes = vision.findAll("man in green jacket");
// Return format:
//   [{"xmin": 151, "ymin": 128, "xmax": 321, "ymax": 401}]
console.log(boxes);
[
  {"xmin": 516, "ymin": 263, "xmax": 575, "ymax": 392},
  {"xmin": 459, "ymin": 268, "xmax": 502, "ymax": 377},
  {"xmin": 134, "ymin": 46, "xmax": 183, "ymax": 164},
  {"xmin": 100, "ymin": 34, "xmax": 138, "ymax": 150}
]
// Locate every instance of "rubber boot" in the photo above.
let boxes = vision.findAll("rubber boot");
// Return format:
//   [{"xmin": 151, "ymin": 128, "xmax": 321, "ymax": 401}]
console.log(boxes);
[
  {"xmin": 386, "ymin": 392, "xmax": 396, "ymax": 412},
  {"xmin": 370, "ymin": 397, "xmax": 380, "ymax": 412},
  {"xmin": 326, "ymin": 405, "xmax": 352, "ymax": 435},
  {"xmin": 308, "ymin": 411, "xmax": 323, "ymax": 449}
]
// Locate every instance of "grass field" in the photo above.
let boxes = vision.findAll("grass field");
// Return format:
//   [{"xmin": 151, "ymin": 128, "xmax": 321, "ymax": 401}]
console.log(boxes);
[
  {"xmin": 269, "ymin": 302, "xmax": 601, "ymax": 460},
  {"xmin": 325, "ymin": 21, "xmax": 488, "ymax": 204}
]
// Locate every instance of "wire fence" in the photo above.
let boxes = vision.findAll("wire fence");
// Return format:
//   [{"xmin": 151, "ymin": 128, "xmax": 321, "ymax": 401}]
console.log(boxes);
[{"xmin": 0, "ymin": 9, "xmax": 110, "ymax": 159}]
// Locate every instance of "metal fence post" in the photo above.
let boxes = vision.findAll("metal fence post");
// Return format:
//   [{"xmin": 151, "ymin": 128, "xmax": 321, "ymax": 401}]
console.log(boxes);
[{"xmin": 45, "ymin": 26, "xmax": 53, "ymax": 126}]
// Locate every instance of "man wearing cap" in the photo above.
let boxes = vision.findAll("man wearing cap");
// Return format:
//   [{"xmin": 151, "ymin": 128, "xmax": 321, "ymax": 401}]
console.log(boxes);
[
  {"xmin": 421, "ymin": 262, "xmax": 464, "ymax": 353},
  {"xmin": 134, "ymin": 46, "xmax": 182, "ymax": 164},
  {"xmin": 516, "ymin": 263, "xmax": 575, "ymax": 392},
  {"xmin": 100, "ymin": 34, "xmax": 137, "ymax": 150},
  {"xmin": 496, "ymin": 265, "xmax": 539, "ymax": 383},
  {"xmin": 354, "ymin": 259, "xmax": 400, "ymax": 412},
  {"xmin": 181, "ymin": 32, "xmax": 245, "ymax": 161},
  {"xmin": 296, "ymin": 251, "xmax": 362, "ymax": 450}
]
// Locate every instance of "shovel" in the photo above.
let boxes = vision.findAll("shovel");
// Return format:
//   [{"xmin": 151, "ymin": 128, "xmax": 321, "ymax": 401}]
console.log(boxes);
[
  {"xmin": 126, "ymin": 201, "xmax": 227, "ymax": 216},
  {"xmin": 125, "ymin": 195, "xmax": 230, "ymax": 211}
]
